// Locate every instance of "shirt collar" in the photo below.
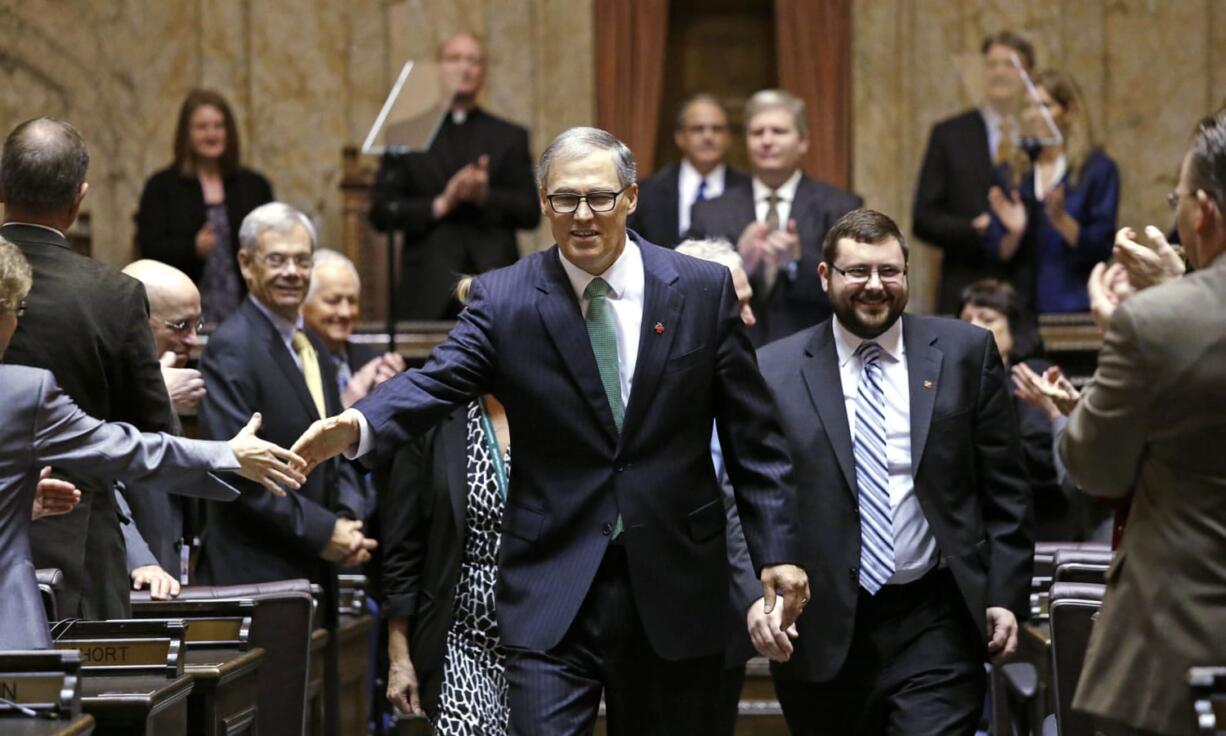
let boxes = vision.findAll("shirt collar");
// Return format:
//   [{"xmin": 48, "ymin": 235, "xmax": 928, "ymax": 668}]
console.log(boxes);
[
  {"xmin": 558, "ymin": 236, "xmax": 640, "ymax": 302},
  {"xmin": 752, "ymin": 169, "xmax": 802, "ymax": 202},
  {"xmin": 3, "ymin": 221, "xmax": 66, "ymax": 238},
  {"xmin": 832, "ymin": 315, "xmax": 905, "ymax": 368},
  {"xmin": 680, "ymin": 158, "xmax": 725, "ymax": 188},
  {"xmin": 248, "ymin": 294, "xmax": 304, "ymax": 344}
]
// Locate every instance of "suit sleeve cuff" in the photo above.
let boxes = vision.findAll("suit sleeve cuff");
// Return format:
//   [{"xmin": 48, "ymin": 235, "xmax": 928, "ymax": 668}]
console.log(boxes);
[
  {"xmin": 382, "ymin": 593, "xmax": 418, "ymax": 620},
  {"xmin": 344, "ymin": 410, "xmax": 373, "ymax": 460}
]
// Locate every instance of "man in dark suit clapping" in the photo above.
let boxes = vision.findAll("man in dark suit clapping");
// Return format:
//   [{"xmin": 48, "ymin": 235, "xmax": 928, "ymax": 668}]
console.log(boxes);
[
  {"xmin": 690, "ymin": 89, "xmax": 863, "ymax": 346},
  {"xmin": 294, "ymin": 126, "xmax": 809, "ymax": 735},
  {"xmin": 370, "ymin": 32, "xmax": 540, "ymax": 320},
  {"xmin": 0, "ymin": 117, "xmax": 177, "ymax": 619}
]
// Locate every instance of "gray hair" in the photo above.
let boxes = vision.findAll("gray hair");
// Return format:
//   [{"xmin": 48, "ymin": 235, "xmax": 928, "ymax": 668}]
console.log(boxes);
[
  {"xmin": 744, "ymin": 89, "xmax": 807, "ymax": 139},
  {"xmin": 238, "ymin": 202, "xmax": 317, "ymax": 253},
  {"xmin": 1190, "ymin": 108, "xmax": 1226, "ymax": 212},
  {"xmin": 0, "ymin": 236, "xmax": 32, "ymax": 314},
  {"xmin": 675, "ymin": 238, "xmax": 743, "ymax": 273},
  {"xmin": 0, "ymin": 118, "xmax": 90, "ymax": 216},
  {"xmin": 306, "ymin": 248, "xmax": 361, "ymax": 302},
  {"xmin": 536, "ymin": 127, "xmax": 635, "ymax": 190}
]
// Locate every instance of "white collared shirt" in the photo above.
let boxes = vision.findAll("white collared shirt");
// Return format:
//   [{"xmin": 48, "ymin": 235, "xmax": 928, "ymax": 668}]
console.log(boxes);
[
  {"xmin": 248, "ymin": 295, "xmax": 307, "ymax": 371},
  {"xmin": 832, "ymin": 317, "xmax": 937, "ymax": 585},
  {"xmin": 557, "ymin": 237, "xmax": 645, "ymax": 405},
  {"xmin": 677, "ymin": 159, "xmax": 727, "ymax": 237},
  {"xmin": 752, "ymin": 169, "xmax": 802, "ymax": 229},
  {"xmin": 1033, "ymin": 154, "xmax": 1068, "ymax": 202}
]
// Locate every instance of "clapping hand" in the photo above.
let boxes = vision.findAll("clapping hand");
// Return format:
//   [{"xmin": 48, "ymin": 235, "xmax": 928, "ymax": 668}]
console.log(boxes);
[
  {"xmin": 736, "ymin": 221, "xmax": 771, "ymax": 274},
  {"xmin": 1113, "ymin": 226, "xmax": 1185, "ymax": 290},
  {"xmin": 160, "ymin": 352, "xmax": 206, "ymax": 414},
  {"xmin": 763, "ymin": 219, "xmax": 800, "ymax": 270},
  {"xmin": 341, "ymin": 352, "xmax": 406, "ymax": 408},
  {"xmin": 32, "ymin": 467, "xmax": 80, "ymax": 520},
  {"xmin": 1012, "ymin": 362, "xmax": 1081, "ymax": 419},
  {"xmin": 227, "ymin": 413, "xmax": 307, "ymax": 495},
  {"xmin": 988, "ymin": 186, "xmax": 1026, "ymax": 261},
  {"xmin": 1087, "ymin": 261, "xmax": 1133, "ymax": 333}
]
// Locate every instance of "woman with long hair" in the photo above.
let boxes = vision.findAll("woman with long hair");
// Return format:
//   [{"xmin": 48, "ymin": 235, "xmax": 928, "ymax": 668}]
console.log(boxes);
[
  {"xmin": 136, "ymin": 89, "xmax": 274, "ymax": 324},
  {"xmin": 987, "ymin": 70, "xmax": 1120, "ymax": 313}
]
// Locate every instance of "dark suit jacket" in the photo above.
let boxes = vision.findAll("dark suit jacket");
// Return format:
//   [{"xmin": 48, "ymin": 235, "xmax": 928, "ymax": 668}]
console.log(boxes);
[
  {"xmin": 197, "ymin": 298, "xmax": 362, "ymax": 584},
  {"xmin": 913, "ymin": 109, "xmax": 1003, "ymax": 314},
  {"xmin": 1, "ymin": 222, "xmax": 176, "ymax": 618},
  {"xmin": 136, "ymin": 166, "xmax": 274, "ymax": 286},
  {"xmin": 355, "ymin": 235, "xmax": 801, "ymax": 659},
  {"xmin": 757, "ymin": 314, "xmax": 1033, "ymax": 682},
  {"xmin": 629, "ymin": 163, "xmax": 751, "ymax": 248},
  {"xmin": 377, "ymin": 409, "xmax": 467, "ymax": 719},
  {"xmin": 689, "ymin": 175, "xmax": 863, "ymax": 346},
  {"xmin": 369, "ymin": 108, "xmax": 540, "ymax": 320}
]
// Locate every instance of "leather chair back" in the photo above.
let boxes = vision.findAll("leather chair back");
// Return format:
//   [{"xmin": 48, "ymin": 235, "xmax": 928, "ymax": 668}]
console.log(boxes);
[
  {"xmin": 132, "ymin": 578, "xmax": 315, "ymax": 736},
  {"xmin": 1049, "ymin": 582, "xmax": 1106, "ymax": 736}
]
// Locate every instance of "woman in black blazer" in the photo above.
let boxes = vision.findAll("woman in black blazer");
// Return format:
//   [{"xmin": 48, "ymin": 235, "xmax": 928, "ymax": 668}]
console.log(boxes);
[
  {"xmin": 380, "ymin": 394, "xmax": 511, "ymax": 733},
  {"xmin": 136, "ymin": 89, "xmax": 273, "ymax": 324}
]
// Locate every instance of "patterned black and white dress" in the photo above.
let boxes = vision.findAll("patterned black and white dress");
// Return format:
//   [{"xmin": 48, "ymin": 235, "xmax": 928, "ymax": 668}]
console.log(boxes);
[{"xmin": 434, "ymin": 400, "xmax": 510, "ymax": 735}]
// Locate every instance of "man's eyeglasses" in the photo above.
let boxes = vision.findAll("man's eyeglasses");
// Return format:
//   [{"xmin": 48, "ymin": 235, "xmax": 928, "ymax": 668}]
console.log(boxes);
[
  {"xmin": 261, "ymin": 253, "xmax": 313, "ymax": 270},
  {"xmin": 546, "ymin": 185, "xmax": 631, "ymax": 214},
  {"xmin": 163, "ymin": 318, "xmax": 205, "ymax": 335},
  {"xmin": 829, "ymin": 264, "xmax": 908, "ymax": 284}
]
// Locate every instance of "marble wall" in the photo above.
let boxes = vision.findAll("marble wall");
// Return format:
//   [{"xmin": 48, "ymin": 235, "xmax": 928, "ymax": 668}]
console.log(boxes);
[
  {"xmin": 0, "ymin": 0, "xmax": 594, "ymax": 266},
  {"xmin": 853, "ymin": 0, "xmax": 1226, "ymax": 313},
  {"xmin": 4, "ymin": 0, "xmax": 1223, "ymax": 315}
]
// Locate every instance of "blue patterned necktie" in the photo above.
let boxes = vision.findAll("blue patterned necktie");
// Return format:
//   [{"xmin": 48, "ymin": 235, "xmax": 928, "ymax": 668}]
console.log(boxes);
[
  {"xmin": 585, "ymin": 277, "xmax": 624, "ymax": 537},
  {"xmin": 694, "ymin": 178, "xmax": 707, "ymax": 205},
  {"xmin": 854, "ymin": 341, "xmax": 895, "ymax": 594}
]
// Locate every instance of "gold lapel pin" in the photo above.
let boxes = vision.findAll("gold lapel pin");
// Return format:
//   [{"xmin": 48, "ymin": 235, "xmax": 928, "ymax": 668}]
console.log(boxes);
[{"xmin": 922, "ymin": 379, "xmax": 934, "ymax": 389}]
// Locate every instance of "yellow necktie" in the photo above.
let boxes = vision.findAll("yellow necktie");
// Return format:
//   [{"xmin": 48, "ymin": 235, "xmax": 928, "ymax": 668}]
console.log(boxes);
[{"xmin": 292, "ymin": 330, "xmax": 327, "ymax": 419}]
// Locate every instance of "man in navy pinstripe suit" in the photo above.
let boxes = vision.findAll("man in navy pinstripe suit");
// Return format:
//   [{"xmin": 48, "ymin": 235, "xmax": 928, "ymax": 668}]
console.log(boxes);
[{"xmin": 294, "ymin": 127, "xmax": 808, "ymax": 734}]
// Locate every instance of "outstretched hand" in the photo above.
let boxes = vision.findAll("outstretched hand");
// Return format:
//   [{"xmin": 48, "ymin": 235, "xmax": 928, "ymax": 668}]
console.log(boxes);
[
  {"xmin": 291, "ymin": 409, "xmax": 364, "ymax": 476},
  {"xmin": 32, "ymin": 466, "xmax": 81, "ymax": 520},
  {"xmin": 228, "ymin": 413, "xmax": 307, "ymax": 495}
]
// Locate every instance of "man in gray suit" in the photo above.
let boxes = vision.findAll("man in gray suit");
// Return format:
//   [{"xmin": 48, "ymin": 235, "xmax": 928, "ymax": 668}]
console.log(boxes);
[
  {"xmin": 1062, "ymin": 109, "xmax": 1226, "ymax": 736},
  {"xmin": 689, "ymin": 89, "xmax": 862, "ymax": 346}
]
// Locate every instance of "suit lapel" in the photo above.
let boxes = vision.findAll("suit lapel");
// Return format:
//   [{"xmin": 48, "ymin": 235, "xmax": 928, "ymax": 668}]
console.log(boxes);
[
  {"xmin": 800, "ymin": 322, "xmax": 857, "ymax": 496},
  {"xmin": 903, "ymin": 314, "xmax": 943, "ymax": 476},
  {"xmin": 535, "ymin": 249, "xmax": 620, "ymax": 443},
  {"xmin": 620, "ymin": 244, "xmax": 682, "ymax": 442},
  {"xmin": 440, "ymin": 410, "xmax": 468, "ymax": 540},
  {"xmin": 792, "ymin": 177, "xmax": 825, "ymax": 236},
  {"xmin": 242, "ymin": 301, "xmax": 320, "ymax": 422}
]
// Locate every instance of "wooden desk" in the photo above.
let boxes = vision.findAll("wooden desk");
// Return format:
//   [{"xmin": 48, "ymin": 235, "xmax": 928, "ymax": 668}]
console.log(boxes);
[
  {"xmin": 80, "ymin": 673, "xmax": 193, "ymax": 736},
  {"xmin": 183, "ymin": 648, "xmax": 264, "ymax": 736},
  {"xmin": 337, "ymin": 614, "xmax": 374, "ymax": 736},
  {"xmin": 306, "ymin": 627, "xmax": 328, "ymax": 736},
  {"xmin": 2, "ymin": 714, "xmax": 96, "ymax": 735}
]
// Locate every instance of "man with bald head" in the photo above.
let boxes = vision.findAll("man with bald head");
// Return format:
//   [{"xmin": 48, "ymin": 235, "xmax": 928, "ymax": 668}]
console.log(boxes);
[
  {"xmin": 1, "ymin": 117, "xmax": 175, "ymax": 618},
  {"xmin": 124, "ymin": 259, "xmax": 206, "ymax": 413},
  {"xmin": 115, "ymin": 259, "xmax": 207, "ymax": 586},
  {"xmin": 370, "ymin": 31, "xmax": 539, "ymax": 319}
]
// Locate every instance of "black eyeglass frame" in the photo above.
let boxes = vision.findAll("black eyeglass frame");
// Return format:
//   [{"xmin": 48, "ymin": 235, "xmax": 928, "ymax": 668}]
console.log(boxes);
[
  {"xmin": 545, "ymin": 184, "xmax": 632, "ymax": 215},
  {"xmin": 828, "ymin": 263, "xmax": 909, "ymax": 284},
  {"xmin": 163, "ymin": 318, "xmax": 205, "ymax": 334}
]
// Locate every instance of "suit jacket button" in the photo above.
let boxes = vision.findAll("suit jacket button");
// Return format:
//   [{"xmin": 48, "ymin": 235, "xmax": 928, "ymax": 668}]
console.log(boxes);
[
  {"xmin": 602, "ymin": 523, "xmax": 613, "ymax": 536},
  {"xmin": 849, "ymin": 566, "xmax": 858, "ymax": 580}
]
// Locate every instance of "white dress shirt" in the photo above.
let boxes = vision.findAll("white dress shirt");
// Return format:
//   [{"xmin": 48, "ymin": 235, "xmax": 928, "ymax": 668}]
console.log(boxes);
[
  {"xmin": 832, "ymin": 317, "xmax": 937, "ymax": 585},
  {"xmin": 677, "ymin": 159, "xmax": 727, "ymax": 238},
  {"xmin": 752, "ymin": 169, "xmax": 802, "ymax": 229},
  {"xmin": 557, "ymin": 237, "xmax": 645, "ymax": 404}
]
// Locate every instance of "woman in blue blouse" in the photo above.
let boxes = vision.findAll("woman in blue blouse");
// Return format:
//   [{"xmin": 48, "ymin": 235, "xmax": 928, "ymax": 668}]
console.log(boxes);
[{"xmin": 987, "ymin": 70, "xmax": 1120, "ymax": 313}]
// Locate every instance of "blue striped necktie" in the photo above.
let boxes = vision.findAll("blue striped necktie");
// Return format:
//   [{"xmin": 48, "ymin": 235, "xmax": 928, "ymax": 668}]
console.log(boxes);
[{"xmin": 854, "ymin": 341, "xmax": 895, "ymax": 594}]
